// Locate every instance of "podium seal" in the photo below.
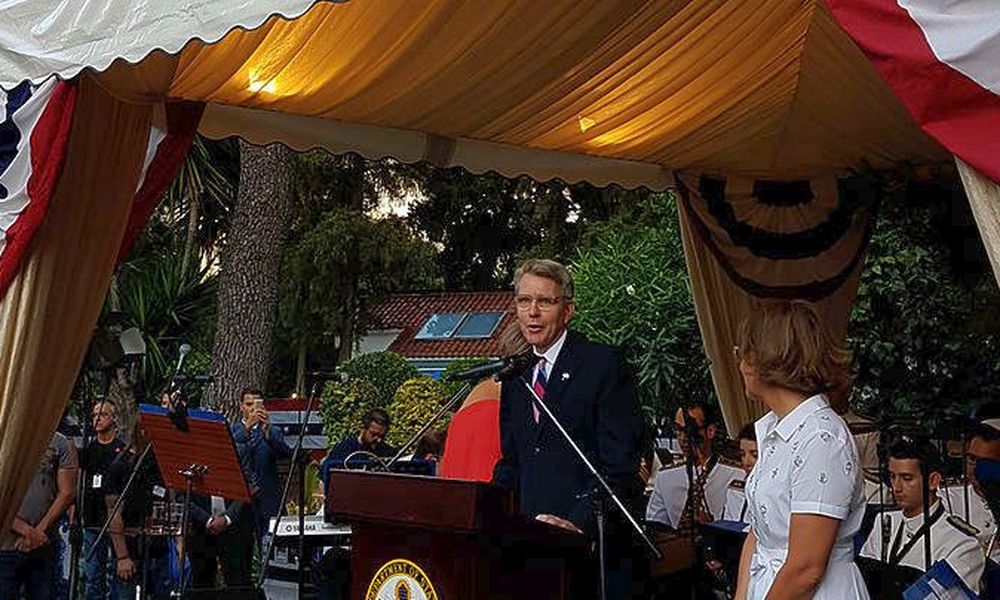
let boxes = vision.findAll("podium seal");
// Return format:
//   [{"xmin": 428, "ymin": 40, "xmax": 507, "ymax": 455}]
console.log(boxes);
[{"xmin": 365, "ymin": 558, "xmax": 438, "ymax": 600}]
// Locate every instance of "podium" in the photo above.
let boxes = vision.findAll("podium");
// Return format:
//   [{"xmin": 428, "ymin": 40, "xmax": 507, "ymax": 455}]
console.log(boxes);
[{"xmin": 326, "ymin": 471, "xmax": 588, "ymax": 600}]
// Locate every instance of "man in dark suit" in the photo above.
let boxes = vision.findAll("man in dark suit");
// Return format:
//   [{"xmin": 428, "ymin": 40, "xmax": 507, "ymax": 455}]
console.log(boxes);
[
  {"xmin": 184, "ymin": 493, "xmax": 255, "ymax": 590},
  {"xmin": 493, "ymin": 258, "xmax": 647, "ymax": 599}
]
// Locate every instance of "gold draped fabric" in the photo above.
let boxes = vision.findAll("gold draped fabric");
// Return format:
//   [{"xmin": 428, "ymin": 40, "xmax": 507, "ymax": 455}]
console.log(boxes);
[
  {"xmin": 958, "ymin": 159, "xmax": 1000, "ymax": 292},
  {"xmin": 676, "ymin": 172, "xmax": 870, "ymax": 431},
  {"xmin": 0, "ymin": 77, "xmax": 153, "ymax": 537},
  {"xmin": 165, "ymin": 0, "xmax": 945, "ymax": 186}
]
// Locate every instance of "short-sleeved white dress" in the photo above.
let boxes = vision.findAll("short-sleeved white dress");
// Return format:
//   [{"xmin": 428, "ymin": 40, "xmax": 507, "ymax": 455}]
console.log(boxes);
[{"xmin": 745, "ymin": 394, "xmax": 869, "ymax": 599}]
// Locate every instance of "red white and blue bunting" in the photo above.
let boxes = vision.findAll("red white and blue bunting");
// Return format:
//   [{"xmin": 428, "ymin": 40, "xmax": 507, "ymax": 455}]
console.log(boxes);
[
  {"xmin": 0, "ymin": 78, "xmax": 77, "ymax": 297},
  {"xmin": 828, "ymin": 0, "xmax": 1000, "ymax": 184}
]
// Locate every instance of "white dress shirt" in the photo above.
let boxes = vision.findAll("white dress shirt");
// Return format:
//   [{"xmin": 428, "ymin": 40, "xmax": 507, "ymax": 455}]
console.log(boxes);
[
  {"xmin": 860, "ymin": 502, "xmax": 985, "ymax": 593},
  {"xmin": 745, "ymin": 394, "xmax": 869, "ymax": 599},
  {"xmin": 533, "ymin": 330, "xmax": 567, "ymax": 371},
  {"xmin": 645, "ymin": 459, "xmax": 744, "ymax": 527}
]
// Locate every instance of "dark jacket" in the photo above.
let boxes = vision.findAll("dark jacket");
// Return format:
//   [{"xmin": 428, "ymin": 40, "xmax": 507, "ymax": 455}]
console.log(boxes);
[
  {"xmin": 492, "ymin": 331, "xmax": 644, "ymax": 533},
  {"xmin": 231, "ymin": 421, "xmax": 292, "ymax": 529}
]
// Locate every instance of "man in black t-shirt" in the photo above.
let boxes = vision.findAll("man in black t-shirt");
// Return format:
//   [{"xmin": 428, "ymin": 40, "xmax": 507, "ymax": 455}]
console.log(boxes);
[
  {"xmin": 79, "ymin": 398, "xmax": 127, "ymax": 600},
  {"xmin": 104, "ymin": 439, "xmax": 173, "ymax": 599}
]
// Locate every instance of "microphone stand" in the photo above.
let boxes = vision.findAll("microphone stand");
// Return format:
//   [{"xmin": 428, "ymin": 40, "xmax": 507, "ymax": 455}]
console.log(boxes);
[
  {"xmin": 519, "ymin": 377, "xmax": 660, "ymax": 600},
  {"xmin": 384, "ymin": 381, "xmax": 472, "ymax": 470},
  {"xmin": 677, "ymin": 414, "xmax": 708, "ymax": 600},
  {"xmin": 256, "ymin": 378, "xmax": 324, "ymax": 598},
  {"xmin": 69, "ymin": 392, "xmax": 101, "ymax": 600}
]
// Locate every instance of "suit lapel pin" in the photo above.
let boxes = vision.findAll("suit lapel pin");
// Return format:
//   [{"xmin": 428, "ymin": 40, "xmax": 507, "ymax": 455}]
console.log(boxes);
[{"xmin": 561, "ymin": 372, "xmax": 570, "ymax": 381}]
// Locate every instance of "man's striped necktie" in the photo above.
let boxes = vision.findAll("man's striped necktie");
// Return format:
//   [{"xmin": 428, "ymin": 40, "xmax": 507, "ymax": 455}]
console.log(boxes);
[{"xmin": 532, "ymin": 358, "xmax": 547, "ymax": 423}]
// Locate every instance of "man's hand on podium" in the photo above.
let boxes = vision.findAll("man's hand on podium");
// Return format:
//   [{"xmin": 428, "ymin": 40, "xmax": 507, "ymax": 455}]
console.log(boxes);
[{"xmin": 535, "ymin": 514, "xmax": 583, "ymax": 534}]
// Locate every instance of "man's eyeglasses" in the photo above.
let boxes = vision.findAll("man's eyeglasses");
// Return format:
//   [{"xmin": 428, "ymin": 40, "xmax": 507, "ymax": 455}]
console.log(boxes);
[{"xmin": 514, "ymin": 295, "xmax": 569, "ymax": 312}]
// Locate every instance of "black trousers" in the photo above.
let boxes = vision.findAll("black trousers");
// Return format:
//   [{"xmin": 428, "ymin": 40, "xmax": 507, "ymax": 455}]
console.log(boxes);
[{"xmin": 186, "ymin": 509, "xmax": 255, "ymax": 590}]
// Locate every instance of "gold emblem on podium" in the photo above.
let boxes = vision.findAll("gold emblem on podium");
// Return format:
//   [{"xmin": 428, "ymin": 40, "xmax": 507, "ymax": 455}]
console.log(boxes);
[{"xmin": 365, "ymin": 558, "xmax": 438, "ymax": 600}]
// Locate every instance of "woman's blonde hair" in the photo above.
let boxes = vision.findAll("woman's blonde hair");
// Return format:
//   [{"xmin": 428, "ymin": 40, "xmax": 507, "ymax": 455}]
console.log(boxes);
[
  {"xmin": 736, "ymin": 300, "xmax": 851, "ymax": 396},
  {"xmin": 498, "ymin": 317, "xmax": 530, "ymax": 357}
]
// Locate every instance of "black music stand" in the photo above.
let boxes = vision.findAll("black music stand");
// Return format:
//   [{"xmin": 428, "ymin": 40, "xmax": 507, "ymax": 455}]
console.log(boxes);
[{"xmin": 140, "ymin": 404, "xmax": 250, "ymax": 596}]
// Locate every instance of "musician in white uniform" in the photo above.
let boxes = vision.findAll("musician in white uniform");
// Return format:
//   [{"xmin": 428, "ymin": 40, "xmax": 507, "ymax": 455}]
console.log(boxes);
[
  {"xmin": 723, "ymin": 423, "xmax": 758, "ymax": 524},
  {"xmin": 646, "ymin": 402, "xmax": 743, "ymax": 529},
  {"xmin": 963, "ymin": 418, "xmax": 1000, "ymax": 561},
  {"xmin": 860, "ymin": 437, "xmax": 984, "ymax": 594}
]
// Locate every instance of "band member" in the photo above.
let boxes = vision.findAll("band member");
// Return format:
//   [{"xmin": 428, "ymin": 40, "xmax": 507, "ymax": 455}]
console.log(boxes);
[
  {"xmin": 321, "ymin": 409, "xmax": 396, "ymax": 488},
  {"xmin": 103, "ymin": 422, "xmax": 172, "ymax": 598},
  {"xmin": 859, "ymin": 438, "xmax": 984, "ymax": 596},
  {"xmin": 0, "ymin": 431, "xmax": 77, "ymax": 599},
  {"xmin": 80, "ymin": 398, "xmax": 127, "ymax": 600},
  {"xmin": 646, "ymin": 403, "xmax": 743, "ymax": 529},
  {"xmin": 961, "ymin": 417, "xmax": 1000, "ymax": 560},
  {"xmin": 723, "ymin": 423, "xmax": 758, "ymax": 524},
  {"xmin": 492, "ymin": 258, "xmax": 646, "ymax": 599}
]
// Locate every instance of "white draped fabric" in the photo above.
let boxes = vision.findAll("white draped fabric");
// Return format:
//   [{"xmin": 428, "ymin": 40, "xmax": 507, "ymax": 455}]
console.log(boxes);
[{"xmin": 0, "ymin": 0, "xmax": 325, "ymax": 89}]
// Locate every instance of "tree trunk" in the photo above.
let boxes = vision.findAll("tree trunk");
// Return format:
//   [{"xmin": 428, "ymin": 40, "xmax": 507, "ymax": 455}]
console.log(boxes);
[
  {"xmin": 205, "ymin": 141, "xmax": 295, "ymax": 416},
  {"xmin": 181, "ymin": 195, "xmax": 200, "ymax": 273},
  {"xmin": 337, "ymin": 273, "xmax": 358, "ymax": 363}
]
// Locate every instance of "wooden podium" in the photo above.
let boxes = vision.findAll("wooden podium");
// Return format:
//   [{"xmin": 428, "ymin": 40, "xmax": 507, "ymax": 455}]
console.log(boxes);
[{"xmin": 326, "ymin": 470, "xmax": 588, "ymax": 600}]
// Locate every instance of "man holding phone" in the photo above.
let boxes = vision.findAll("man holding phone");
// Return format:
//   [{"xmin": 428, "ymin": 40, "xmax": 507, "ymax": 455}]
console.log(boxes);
[{"xmin": 232, "ymin": 388, "xmax": 292, "ymax": 541}]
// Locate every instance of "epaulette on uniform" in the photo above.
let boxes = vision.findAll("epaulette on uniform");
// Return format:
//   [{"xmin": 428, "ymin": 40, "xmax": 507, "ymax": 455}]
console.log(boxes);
[
  {"xmin": 946, "ymin": 515, "xmax": 981, "ymax": 537},
  {"xmin": 728, "ymin": 479, "xmax": 746, "ymax": 490}
]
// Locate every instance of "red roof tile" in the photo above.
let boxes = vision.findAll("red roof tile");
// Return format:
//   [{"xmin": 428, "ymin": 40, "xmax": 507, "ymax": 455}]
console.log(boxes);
[{"xmin": 367, "ymin": 291, "xmax": 515, "ymax": 358}]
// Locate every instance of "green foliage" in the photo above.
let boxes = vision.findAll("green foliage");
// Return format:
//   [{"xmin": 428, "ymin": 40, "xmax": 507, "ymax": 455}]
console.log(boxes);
[
  {"xmin": 385, "ymin": 377, "xmax": 448, "ymax": 448},
  {"xmin": 275, "ymin": 208, "xmax": 440, "ymax": 367},
  {"xmin": 112, "ymin": 241, "xmax": 218, "ymax": 400},
  {"xmin": 439, "ymin": 356, "xmax": 492, "ymax": 398},
  {"xmin": 318, "ymin": 352, "xmax": 418, "ymax": 444},
  {"xmin": 570, "ymin": 194, "xmax": 713, "ymax": 424},
  {"xmin": 319, "ymin": 379, "xmax": 381, "ymax": 445},
  {"xmin": 847, "ymin": 174, "xmax": 1000, "ymax": 428},
  {"xmin": 337, "ymin": 352, "xmax": 418, "ymax": 409},
  {"xmin": 409, "ymin": 166, "xmax": 651, "ymax": 290}
]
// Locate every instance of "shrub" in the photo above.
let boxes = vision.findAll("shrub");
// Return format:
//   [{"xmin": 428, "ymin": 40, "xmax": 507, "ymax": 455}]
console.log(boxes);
[
  {"xmin": 439, "ymin": 356, "xmax": 493, "ymax": 399},
  {"xmin": 385, "ymin": 377, "xmax": 449, "ymax": 448},
  {"xmin": 319, "ymin": 379, "xmax": 381, "ymax": 445},
  {"xmin": 337, "ymin": 352, "xmax": 417, "ymax": 408}
]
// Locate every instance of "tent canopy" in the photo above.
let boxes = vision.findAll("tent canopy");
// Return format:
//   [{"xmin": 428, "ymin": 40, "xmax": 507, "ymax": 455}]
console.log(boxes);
[
  {"xmin": 2, "ymin": 0, "xmax": 947, "ymax": 188},
  {"xmin": 4, "ymin": 0, "xmax": 999, "ymax": 539}
]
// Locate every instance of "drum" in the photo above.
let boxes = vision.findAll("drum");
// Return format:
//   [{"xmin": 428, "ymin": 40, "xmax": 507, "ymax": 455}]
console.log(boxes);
[
  {"xmin": 650, "ymin": 530, "xmax": 696, "ymax": 577},
  {"xmin": 144, "ymin": 500, "xmax": 185, "ymax": 536}
]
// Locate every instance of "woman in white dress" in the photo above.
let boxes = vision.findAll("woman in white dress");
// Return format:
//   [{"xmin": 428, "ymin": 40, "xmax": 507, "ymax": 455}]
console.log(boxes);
[{"xmin": 733, "ymin": 301, "xmax": 869, "ymax": 599}]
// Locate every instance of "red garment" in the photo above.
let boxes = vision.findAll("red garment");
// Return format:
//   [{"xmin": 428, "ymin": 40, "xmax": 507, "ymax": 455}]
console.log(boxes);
[{"xmin": 439, "ymin": 399, "xmax": 501, "ymax": 482}]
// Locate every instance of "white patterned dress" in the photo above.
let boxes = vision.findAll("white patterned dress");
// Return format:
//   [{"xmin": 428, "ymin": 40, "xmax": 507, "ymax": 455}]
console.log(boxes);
[{"xmin": 745, "ymin": 395, "xmax": 869, "ymax": 599}]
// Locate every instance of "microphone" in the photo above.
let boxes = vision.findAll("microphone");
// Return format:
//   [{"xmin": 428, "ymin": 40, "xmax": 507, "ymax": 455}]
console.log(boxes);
[
  {"xmin": 175, "ymin": 343, "xmax": 192, "ymax": 372},
  {"xmin": 310, "ymin": 371, "xmax": 349, "ymax": 383},
  {"xmin": 446, "ymin": 351, "xmax": 539, "ymax": 383}
]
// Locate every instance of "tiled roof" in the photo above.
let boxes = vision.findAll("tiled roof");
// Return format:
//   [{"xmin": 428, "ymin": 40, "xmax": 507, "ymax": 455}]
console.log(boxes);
[{"xmin": 367, "ymin": 291, "xmax": 514, "ymax": 358}]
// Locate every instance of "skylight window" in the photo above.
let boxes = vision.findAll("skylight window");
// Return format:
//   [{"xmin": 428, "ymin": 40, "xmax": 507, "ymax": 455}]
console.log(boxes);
[
  {"xmin": 414, "ymin": 313, "xmax": 466, "ymax": 339},
  {"xmin": 454, "ymin": 312, "xmax": 503, "ymax": 338},
  {"xmin": 414, "ymin": 311, "xmax": 505, "ymax": 340}
]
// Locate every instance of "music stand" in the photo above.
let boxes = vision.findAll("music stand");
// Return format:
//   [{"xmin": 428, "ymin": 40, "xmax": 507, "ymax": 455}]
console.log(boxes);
[{"xmin": 140, "ymin": 404, "xmax": 250, "ymax": 595}]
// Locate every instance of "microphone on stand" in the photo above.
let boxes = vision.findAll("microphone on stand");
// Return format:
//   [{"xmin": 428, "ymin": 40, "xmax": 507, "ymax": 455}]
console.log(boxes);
[
  {"xmin": 167, "ymin": 344, "xmax": 192, "ymax": 431},
  {"xmin": 446, "ymin": 350, "xmax": 539, "ymax": 383},
  {"xmin": 175, "ymin": 343, "xmax": 192, "ymax": 373}
]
